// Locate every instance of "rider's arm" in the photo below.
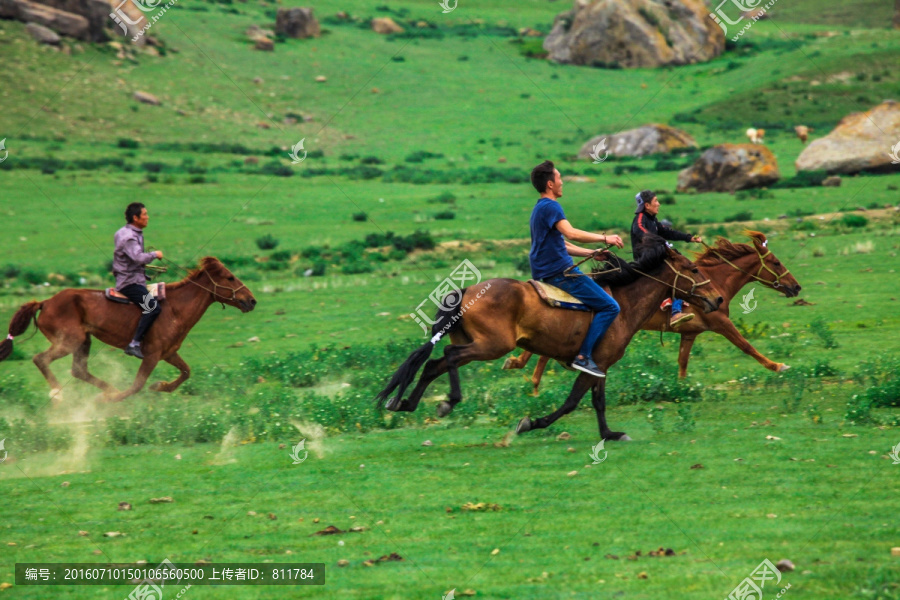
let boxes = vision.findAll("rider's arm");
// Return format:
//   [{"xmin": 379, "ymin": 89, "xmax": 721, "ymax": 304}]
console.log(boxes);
[
  {"xmin": 555, "ymin": 219, "xmax": 611, "ymax": 245},
  {"xmin": 657, "ymin": 222, "xmax": 694, "ymax": 243},
  {"xmin": 564, "ymin": 241, "xmax": 596, "ymax": 258},
  {"xmin": 123, "ymin": 238, "xmax": 158, "ymax": 265}
]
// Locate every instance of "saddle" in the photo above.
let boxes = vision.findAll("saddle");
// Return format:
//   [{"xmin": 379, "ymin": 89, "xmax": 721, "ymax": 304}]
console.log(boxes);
[
  {"xmin": 528, "ymin": 280, "xmax": 591, "ymax": 312},
  {"xmin": 105, "ymin": 282, "xmax": 166, "ymax": 305}
]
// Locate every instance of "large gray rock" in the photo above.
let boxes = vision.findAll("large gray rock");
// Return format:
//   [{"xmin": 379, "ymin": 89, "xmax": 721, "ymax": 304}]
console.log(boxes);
[
  {"xmin": 275, "ymin": 7, "xmax": 319, "ymax": 39},
  {"xmin": 544, "ymin": 0, "xmax": 724, "ymax": 69},
  {"xmin": 37, "ymin": 0, "xmax": 111, "ymax": 41},
  {"xmin": 677, "ymin": 144, "xmax": 780, "ymax": 193},
  {"xmin": 578, "ymin": 124, "xmax": 696, "ymax": 159},
  {"xmin": 25, "ymin": 21, "xmax": 60, "ymax": 43},
  {"xmin": 795, "ymin": 100, "xmax": 900, "ymax": 174},
  {"xmin": 0, "ymin": 0, "xmax": 89, "ymax": 39}
]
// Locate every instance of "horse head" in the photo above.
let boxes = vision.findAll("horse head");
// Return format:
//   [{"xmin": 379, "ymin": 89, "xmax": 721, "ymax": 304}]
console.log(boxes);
[
  {"xmin": 742, "ymin": 230, "xmax": 802, "ymax": 297},
  {"xmin": 196, "ymin": 257, "xmax": 257, "ymax": 312}
]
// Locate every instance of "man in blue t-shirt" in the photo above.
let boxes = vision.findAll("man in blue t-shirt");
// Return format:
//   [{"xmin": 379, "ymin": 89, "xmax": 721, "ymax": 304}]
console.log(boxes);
[{"xmin": 529, "ymin": 160, "xmax": 624, "ymax": 378}]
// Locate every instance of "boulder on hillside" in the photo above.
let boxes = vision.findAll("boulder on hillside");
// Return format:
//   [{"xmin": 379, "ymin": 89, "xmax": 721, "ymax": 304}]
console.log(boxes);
[
  {"xmin": 795, "ymin": 100, "xmax": 900, "ymax": 174},
  {"xmin": 25, "ymin": 21, "xmax": 60, "ymax": 43},
  {"xmin": 133, "ymin": 90, "xmax": 160, "ymax": 105},
  {"xmin": 39, "ymin": 0, "xmax": 113, "ymax": 41},
  {"xmin": 274, "ymin": 7, "xmax": 319, "ymax": 39},
  {"xmin": 677, "ymin": 144, "xmax": 780, "ymax": 192},
  {"xmin": 253, "ymin": 36, "xmax": 274, "ymax": 51},
  {"xmin": 578, "ymin": 124, "xmax": 696, "ymax": 159},
  {"xmin": 371, "ymin": 16, "xmax": 403, "ymax": 34},
  {"xmin": 0, "ymin": 0, "xmax": 89, "ymax": 39},
  {"xmin": 543, "ymin": 0, "xmax": 724, "ymax": 69}
]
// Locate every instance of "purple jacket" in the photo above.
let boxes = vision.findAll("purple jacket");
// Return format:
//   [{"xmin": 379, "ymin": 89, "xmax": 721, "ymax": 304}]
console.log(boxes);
[{"xmin": 113, "ymin": 224, "xmax": 157, "ymax": 290}]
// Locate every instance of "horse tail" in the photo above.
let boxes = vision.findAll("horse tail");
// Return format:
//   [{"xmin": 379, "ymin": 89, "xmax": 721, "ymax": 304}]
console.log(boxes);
[
  {"xmin": 0, "ymin": 301, "xmax": 41, "ymax": 362},
  {"xmin": 375, "ymin": 289, "xmax": 466, "ymax": 407}
]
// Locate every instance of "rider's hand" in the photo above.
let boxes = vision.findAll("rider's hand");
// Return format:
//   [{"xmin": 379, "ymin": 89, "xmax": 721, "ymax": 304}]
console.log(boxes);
[
  {"xmin": 604, "ymin": 234, "xmax": 624, "ymax": 249},
  {"xmin": 691, "ymin": 236, "xmax": 703, "ymax": 243},
  {"xmin": 155, "ymin": 251, "xmax": 164, "ymax": 259},
  {"xmin": 592, "ymin": 249, "xmax": 611, "ymax": 261}
]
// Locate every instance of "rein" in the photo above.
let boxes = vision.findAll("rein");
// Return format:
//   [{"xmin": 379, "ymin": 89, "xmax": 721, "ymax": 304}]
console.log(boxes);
[
  {"xmin": 700, "ymin": 240, "xmax": 791, "ymax": 289},
  {"xmin": 632, "ymin": 260, "xmax": 711, "ymax": 301}
]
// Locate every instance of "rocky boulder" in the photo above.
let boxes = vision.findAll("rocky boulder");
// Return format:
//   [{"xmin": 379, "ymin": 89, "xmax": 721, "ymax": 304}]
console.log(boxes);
[
  {"xmin": 578, "ymin": 124, "xmax": 696, "ymax": 159},
  {"xmin": 795, "ymin": 100, "xmax": 900, "ymax": 174},
  {"xmin": 25, "ymin": 21, "xmax": 60, "ymax": 43},
  {"xmin": 543, "ymin": 0, "xmax": 724, "ymax": 69},
  {"xmin": 274, "ymin": 7, "xmax": 319, "ymax": 39},
  {"xmin": 677, "ymin": 144, "xmax": 780, "ymax": 192},
  {"xmin": 371, "ymin": 17, "xmax": 403, "ymax": 34},
  {"xmin": 0, "ymin": 0, "xmax": 89, "ymax": 39}
]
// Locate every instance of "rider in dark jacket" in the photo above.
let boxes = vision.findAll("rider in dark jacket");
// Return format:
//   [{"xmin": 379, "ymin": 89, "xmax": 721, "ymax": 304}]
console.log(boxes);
[{"xmin": 631, "ymin": 190, "xmax": 702, "ymax": 327}]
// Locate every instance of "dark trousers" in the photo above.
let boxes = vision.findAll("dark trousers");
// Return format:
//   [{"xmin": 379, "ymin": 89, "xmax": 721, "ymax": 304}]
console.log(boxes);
[
  {"xmin": 118, "ymin": 283, "xmax": 161, "ymax": 343},
  {"xmin": 543, "ymin": 267, "xmax": 620, "ymax": 358}
]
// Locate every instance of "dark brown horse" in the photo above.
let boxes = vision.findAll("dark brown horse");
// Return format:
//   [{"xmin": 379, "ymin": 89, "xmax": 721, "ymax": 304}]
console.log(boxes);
[
  {"xmin": 377, "ymin": 235, "xmax": 723, "ymax": 440},
  {"xmin": 0, "ymin": 257, "xmax": 256, "ymax": 403},
  {"xmin": 503, "ymin": 230, "xmax": 802, "ymax": 393}
]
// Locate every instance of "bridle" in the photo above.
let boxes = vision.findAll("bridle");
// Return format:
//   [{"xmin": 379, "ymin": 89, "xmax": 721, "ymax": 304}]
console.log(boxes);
[
  {"xmin": 701, "ymin": 240, "xmax": 792, "ymax": 290},
  {"xmin": 158, "ymin": 257, "xmax": 247, "ymax": 309},
  {"xmin": 191, "ymin": 270, "xmax": 247, "ymax": 308}
]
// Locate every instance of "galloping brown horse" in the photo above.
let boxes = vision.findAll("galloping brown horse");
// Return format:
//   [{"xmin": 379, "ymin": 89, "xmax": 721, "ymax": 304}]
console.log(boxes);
[
  {"xmin": 502, "ymin": 231, "xmax": 802, "ymax": 394},
  {"xmin": 377, "ymin": 235, "xmax": 724, "ymax": 440},
  {"xmin": 0, "ymin": 257, "xmax": 256, "ymax": 403}
]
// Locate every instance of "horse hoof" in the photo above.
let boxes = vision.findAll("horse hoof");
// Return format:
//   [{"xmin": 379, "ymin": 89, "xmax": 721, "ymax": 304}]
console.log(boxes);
[
  {"xmin": 777, "ymin": 364, "xmax": 791, "ymax": 372},
  {"xmin": 501, "ymin": 357, "xmax": 518, "ymax": 370},
  {"xmin": 49, "ymin": 388, "xmax": 64, "ymax": 403},
  {"xmin": 619, "ymin": 434, "xmax": 633, "ymax": 442},
  {"xmin": 515, "ymin": 417, "xmax": 532, "ymax": 434},
  {"xmin": 436, "ymin": 401, "xmax": 454, "ymax": 418},
  {"xmin": 384, "ymin": 396, "xmax": 403, "ymax": 412}
]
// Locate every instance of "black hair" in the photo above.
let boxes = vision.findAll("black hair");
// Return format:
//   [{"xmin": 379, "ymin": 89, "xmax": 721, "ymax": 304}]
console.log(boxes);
[
  {"xmin": 531, "ymin": 160, "xmax": 556, "ymax": 194},
  {"xmin": 125, "ymin": 202, "xmax": 146, "ymax": 224},
  {"xmin": 638, "ymin": 190, "xmax": 655, "ymax": 203}
]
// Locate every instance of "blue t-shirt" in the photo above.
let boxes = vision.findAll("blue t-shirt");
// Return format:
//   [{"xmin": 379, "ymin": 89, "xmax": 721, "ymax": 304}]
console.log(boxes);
[{"xmin": 529, "ymin": 197, "xmax": 573, "ymax": 280}]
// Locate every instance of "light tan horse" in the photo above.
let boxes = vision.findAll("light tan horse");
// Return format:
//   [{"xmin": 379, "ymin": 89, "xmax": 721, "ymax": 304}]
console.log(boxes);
[{"xmin": 0, "ymin": 257, "xmax": 256, "ymax": 403}]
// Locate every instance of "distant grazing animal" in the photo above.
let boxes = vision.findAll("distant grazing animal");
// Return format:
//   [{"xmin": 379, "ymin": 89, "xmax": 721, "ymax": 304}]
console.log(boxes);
[
  {"xmin": 794, "ymin": 125, "xmax": 811, "ymax": 144},
  {"xmin": 746, "ymin": 128, "xmax": 766, "ymax": 144}
]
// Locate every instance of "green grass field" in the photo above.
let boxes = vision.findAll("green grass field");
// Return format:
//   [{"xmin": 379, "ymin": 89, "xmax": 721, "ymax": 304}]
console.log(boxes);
[{"xmin": 1, "ymin": 0, "xmax": 900, "ymax": 597}]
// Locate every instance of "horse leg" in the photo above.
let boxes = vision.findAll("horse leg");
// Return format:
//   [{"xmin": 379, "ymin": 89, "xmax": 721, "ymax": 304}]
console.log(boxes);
[
  {"xmin": 403, "ymin": 340, "xmax": 512, "ymax": 415},
  {"xmin": 103, "ymin": 355, "xmax": 161, "ymax": 402},
  {"xmin": 33, "ymin": 342, "xmax": 77, "ymax": 402},
  {"xmin": 588, "ymin": 379, "xmax": 630, "ymax": 441},
  {"xmin": 677, "ymin": 333, "xmax": 699, "ymax": 379},
  {"xmin": 530, "ymin": 356, "xmax": 550, "ymax": 396},
  {"xmin": 712, "ymin": 315, "xmax": 788, "ymax": 372},
  {"xmin": 516, "ymin": 373, "xmax": 594, "ymax": 434},
  {"xmin": 149, "ymin": 352, "xmax": 191, "ymax": 393},
  {"xmin": 502, "ymin": 351, "xmax": 532, "ymax": 370},
  {"xmin": 71, "ymin": 335, "xmax": 117, "ymax": 394}
]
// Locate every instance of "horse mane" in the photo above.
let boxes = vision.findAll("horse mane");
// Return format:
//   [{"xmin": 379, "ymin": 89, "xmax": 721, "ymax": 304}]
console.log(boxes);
[
  {"xmin": 693, "ymin": 230, "xmax": 766, "ymax": 266},
  {"xmin": 591, "ymin": 234, "xmax": 670, "ymax": 287},
  {"xmin": 165, "ymin": 256, "xmax": 221, "ymax": 290}
]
